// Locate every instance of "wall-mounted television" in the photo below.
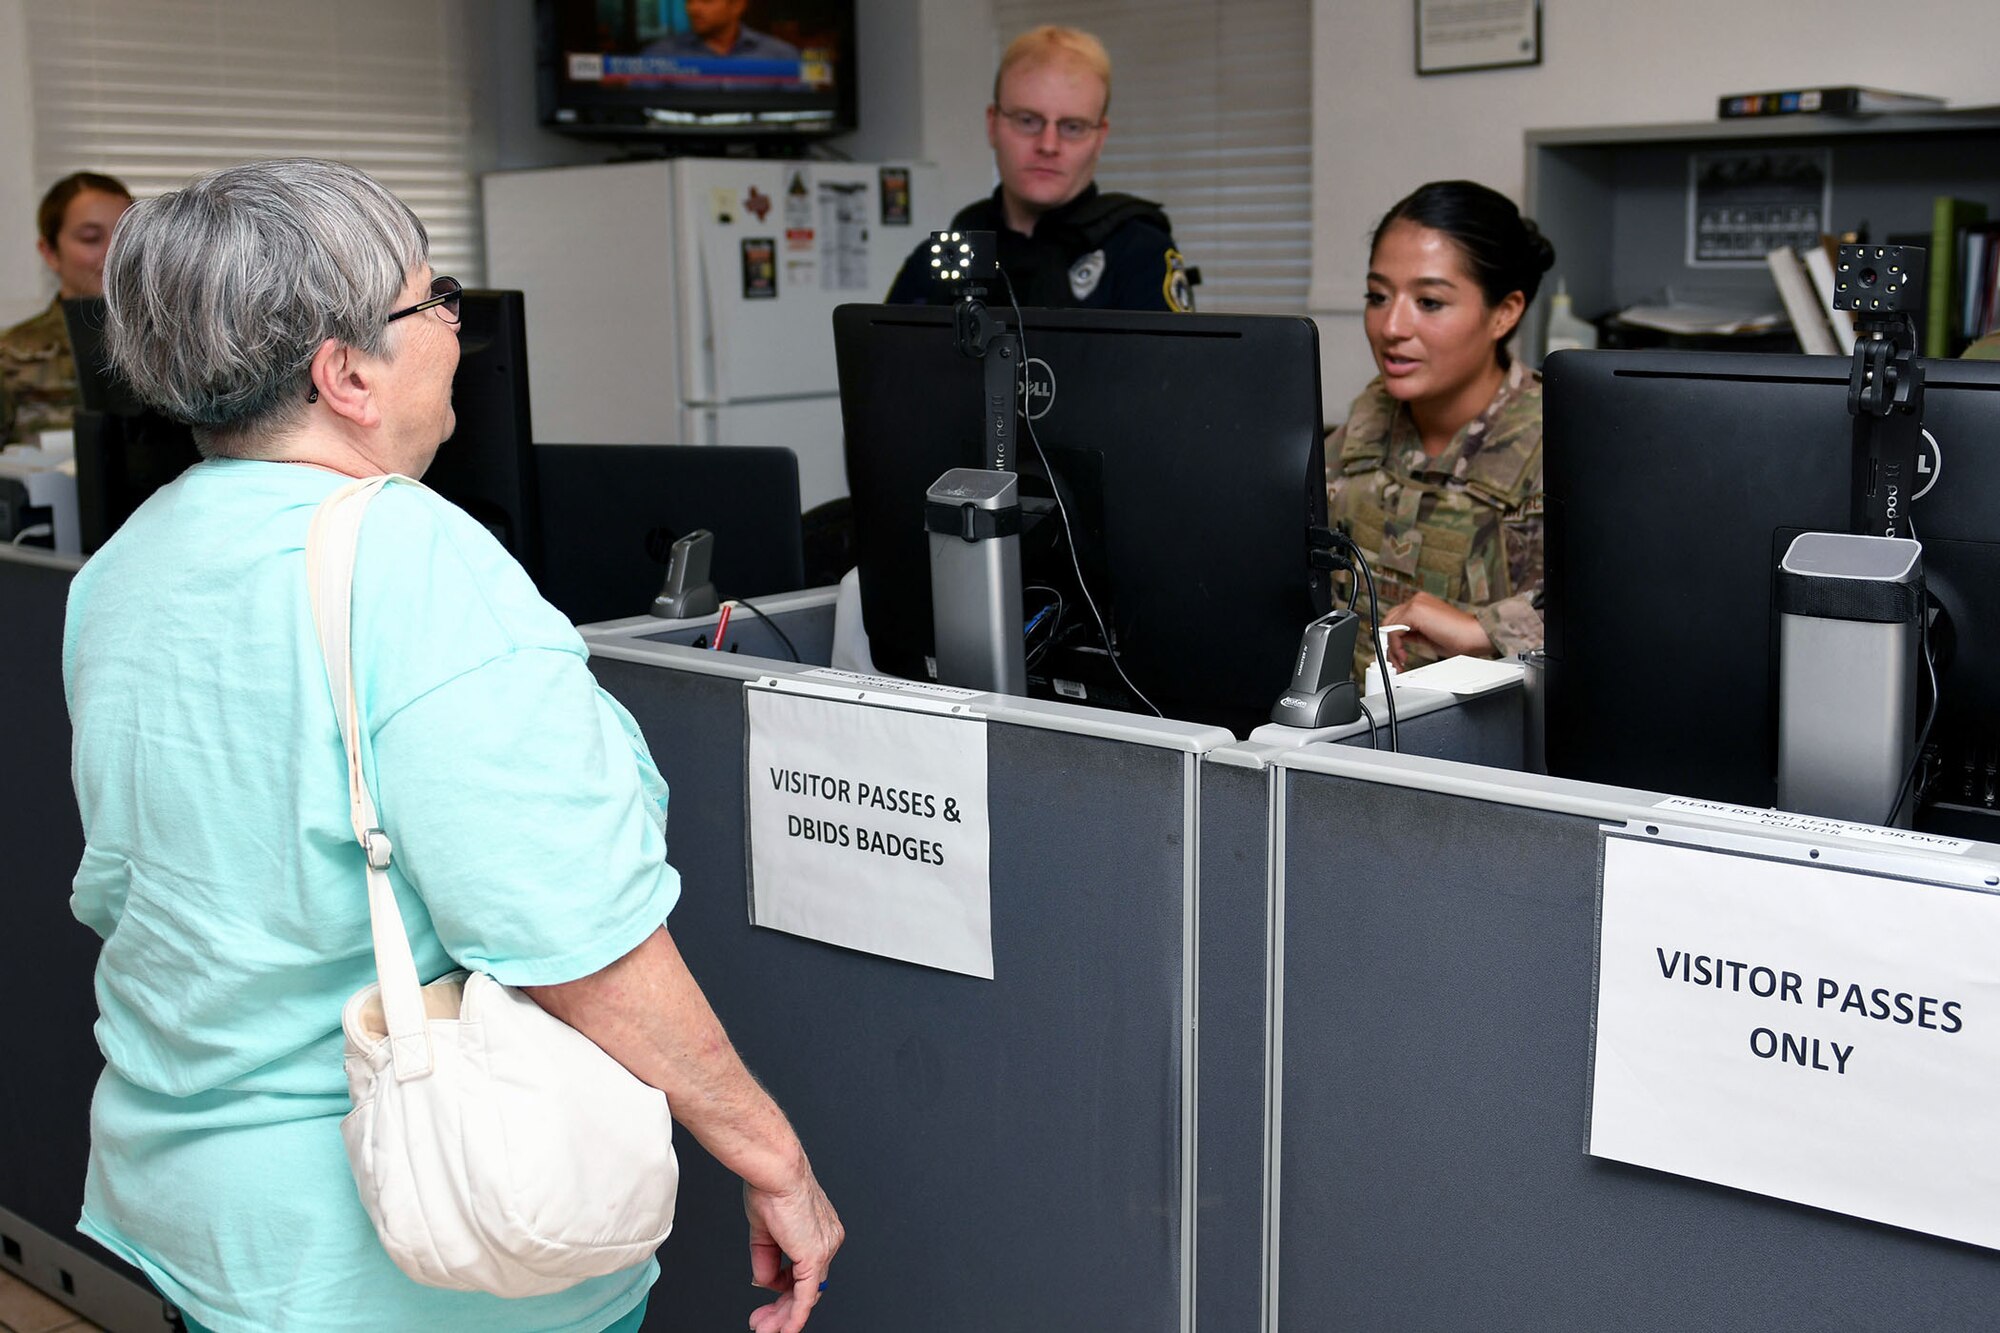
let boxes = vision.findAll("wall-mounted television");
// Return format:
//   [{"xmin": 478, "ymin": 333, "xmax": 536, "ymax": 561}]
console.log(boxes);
[{"xmin": 537, "ymin": 0, "xmax": 857, "ymax": 141}]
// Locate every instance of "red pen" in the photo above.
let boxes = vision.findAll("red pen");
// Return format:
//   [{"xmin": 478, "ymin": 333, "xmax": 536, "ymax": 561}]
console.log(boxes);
[{"xmin": 710, "ymin": 601, "xmax": 733, "ymax": 651}]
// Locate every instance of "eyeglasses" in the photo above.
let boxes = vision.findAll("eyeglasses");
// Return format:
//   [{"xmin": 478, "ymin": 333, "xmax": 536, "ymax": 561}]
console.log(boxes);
[
  {"xmin": 995, "ymin": 107, "xmax": 1102, "ymax": 143},
  {"xmin": 385, "ymin": 274, "xmax": 462, "ymax": 327}
]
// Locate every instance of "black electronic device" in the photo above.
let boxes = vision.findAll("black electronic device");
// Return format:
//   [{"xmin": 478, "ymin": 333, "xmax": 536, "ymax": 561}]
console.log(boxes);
[
  {"xmin": 1269, "ymin": 609, "xmax": 1362, "ymax": 729},
  {"xmin": 650, "ymin": 528, "xmax": 720, "ymax": 619},
  {"xmin": 421, "ymin": 289, "xmax": 540, "ymax": 573},
  {"xmin": 535, "ymin": 0, "xmax": 856, "ymax": 142},
  {"xmin": 1830, "ymin": 243, "xmax": 1926, "ymax": 316},
  {"xmin": 834, "ymin": 303, "xmax": 1329, "ymax": 734},
  {"xmin": 923, "ymin": 230, "xmax": 1017, "ymax": 472},
  {"xmin": 1542, "ymin": 348, "xmax": 2000, "ymax": 834},
  {"xmin": 60, "ymin": 297, "xmax": 144, "ymax": 416},
  {"xmin": 533, "ymin": 443, "xmax": 805, "ymax": 626},
  {"xmin": 0, "ymin": 476, "xmax": 46, "ymax": 545},
  {"xmin": 62, "ymin": 297, "xmax": 201, "ymax": 554},
  {"xmin": 1830, "ymin": 243, "xmax": 1929, "ymax": 539},
  {"xmin": 61, "ymin": 292, "xmax": 533, "ymax": 558}
]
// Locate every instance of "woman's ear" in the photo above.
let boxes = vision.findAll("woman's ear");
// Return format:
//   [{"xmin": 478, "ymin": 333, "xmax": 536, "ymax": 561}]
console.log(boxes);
[
  {"xmin": 1489, "ymin": 289, "xmax": 1528, "ymax": 345},
  {"xmin": 308, "ymin": 338, "xmax": 382, "ymax": 430}
]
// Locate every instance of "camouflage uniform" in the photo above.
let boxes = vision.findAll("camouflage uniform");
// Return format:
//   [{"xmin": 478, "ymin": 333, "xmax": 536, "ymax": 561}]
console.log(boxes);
[
  {"xmin": 1324, "ymin": 358, "xmax": 1543, "ymax": 678},
  {"xmin": 0, "ymin": 299, "xmax": 78, "ymax": 446}
]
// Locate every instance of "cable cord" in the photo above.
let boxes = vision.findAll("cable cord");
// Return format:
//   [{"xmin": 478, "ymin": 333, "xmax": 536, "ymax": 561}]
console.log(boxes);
[
  {"xmin": 1023, "ymin": 583, "xmax": 1066, "ymax": 669},
  {"xmin": 1356, "ymin": 699, "xmax": 1380, "ymax": 749},
  {"xmin": 1340, "ymin": 532, "xmax": 1400, "ymax": 751},
  {"xmin": 1884, "ymin": 595, "xmax": 1941, "ymax": 826},
  {"xmin": 729, "ymin": 596, "xmax": 801, "ymax": 662},
  {"xmin": 998, "ymin": 271, "xmax": 1162, "ymax": 717}
]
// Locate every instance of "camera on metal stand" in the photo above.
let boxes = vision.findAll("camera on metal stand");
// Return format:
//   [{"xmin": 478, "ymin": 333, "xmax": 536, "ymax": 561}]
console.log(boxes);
[
  {"xmin": 920, "ymin": 230, "xmax": 1026, "ymax": 694},
  {"xmin": 1775, "ymin": 244, "xmax": 1933, "ymax": 826}
]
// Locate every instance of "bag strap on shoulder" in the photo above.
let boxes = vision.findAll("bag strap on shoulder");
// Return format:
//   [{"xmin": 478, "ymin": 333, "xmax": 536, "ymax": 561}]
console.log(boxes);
[{"xmin": 305, "ymin": 474, "xmax": 436, "ymax": 1083}]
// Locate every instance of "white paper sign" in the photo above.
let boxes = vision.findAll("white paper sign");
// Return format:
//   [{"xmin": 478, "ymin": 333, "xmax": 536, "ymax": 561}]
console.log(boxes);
[
  {"xmin": 1590, "ymin": 835, "xmax": 2000, "ymax": 1249},
  {"xmin": 746, "ymin": 684, "xmax": 992, "ymax": 977},
  {"xmin": 1652, "ymin": 795, "xmax": 1973, "ymax": 855}
]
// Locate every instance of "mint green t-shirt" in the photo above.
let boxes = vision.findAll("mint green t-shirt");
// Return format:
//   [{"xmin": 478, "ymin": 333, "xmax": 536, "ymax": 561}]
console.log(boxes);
[{"xmin": 63, "ymin": 460, "xmax": 681, "ymax": 1333}]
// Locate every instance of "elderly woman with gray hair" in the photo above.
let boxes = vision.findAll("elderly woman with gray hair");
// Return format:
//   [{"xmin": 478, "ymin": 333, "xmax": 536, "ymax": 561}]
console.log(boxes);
[{"xmin": 63, "ymin": 158, "xmax": 841, "ymax": 1333}]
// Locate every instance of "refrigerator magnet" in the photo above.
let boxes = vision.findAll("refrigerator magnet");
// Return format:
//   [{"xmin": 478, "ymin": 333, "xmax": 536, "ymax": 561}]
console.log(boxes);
[
  {"xmin": 880, "ymin": 167, "xmax": 912, "ymax": 226},
  {"xmin": 741, "ymin": 237, "xmax": 778, "ymax": 299}
]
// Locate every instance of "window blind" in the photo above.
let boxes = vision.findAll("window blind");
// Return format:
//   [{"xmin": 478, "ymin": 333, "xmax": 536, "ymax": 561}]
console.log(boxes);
[
  {"xmin": 26, "ymin": 0, "xmax": 482, "ymax": 281},
  {"xmin": 990, "ymin": 0, "xmax": 1311, "ymax": 314}
]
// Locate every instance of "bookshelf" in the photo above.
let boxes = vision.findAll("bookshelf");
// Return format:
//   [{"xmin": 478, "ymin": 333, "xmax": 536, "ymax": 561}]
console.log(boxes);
[{"xmin": 1521, "ymin": 107, "xmax": 2000, "ymax": 361}]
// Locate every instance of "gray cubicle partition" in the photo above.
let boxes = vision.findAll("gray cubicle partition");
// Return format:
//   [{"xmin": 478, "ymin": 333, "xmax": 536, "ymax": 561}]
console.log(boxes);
[
  {"xmin": 1268, "ymin": 746, "xmax": 2000, "ymax": 1331},
  {"xmin": 584, "ymin": 627, "xmax": 1250, "ymax": 1332},
  {"xmin": 1192, "ymin": 744, "xmax": 1282, "ymax": 1333},
  {"xmin": 0, "ymin": 547, "xmax": 175, "ymax": 1332}
]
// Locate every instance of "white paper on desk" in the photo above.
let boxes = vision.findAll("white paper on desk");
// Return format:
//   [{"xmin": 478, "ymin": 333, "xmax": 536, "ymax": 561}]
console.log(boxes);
[
  {"xmin": 745, "ymin": 683, "xmax": 993, "ymax": 978},
  {"xmin": 1388, "ymin": 655, "xmax": 1523, "ymax": 697}
]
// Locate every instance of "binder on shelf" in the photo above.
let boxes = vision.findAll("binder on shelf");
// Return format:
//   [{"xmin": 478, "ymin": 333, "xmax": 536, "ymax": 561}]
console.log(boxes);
[
  {"xmin": 1718, "ymin": 87, "xmax": 1946, "ymax": 118},
  {"xmin": 1963, "ymin": 222, "xmax": 2000, "ymax": 348},
  {"xmin": 1928, "ymin": 197, "xmax": 1989, "ymax": 356},
  {"xmin": 1766, "ymin": 246, "xmax": 1839, "ymax": 356}
]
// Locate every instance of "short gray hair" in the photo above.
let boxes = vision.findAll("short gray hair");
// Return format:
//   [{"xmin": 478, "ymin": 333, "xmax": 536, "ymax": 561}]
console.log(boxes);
[{"xmin": 103, "ymin": 158, "xmax": 429, "ymax": 454}]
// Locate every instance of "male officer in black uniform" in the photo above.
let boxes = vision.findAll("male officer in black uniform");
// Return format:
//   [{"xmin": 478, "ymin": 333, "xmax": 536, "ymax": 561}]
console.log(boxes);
[{"xmin": 885, "ymin": 25, "xmax": 1195, "ymax": 313}]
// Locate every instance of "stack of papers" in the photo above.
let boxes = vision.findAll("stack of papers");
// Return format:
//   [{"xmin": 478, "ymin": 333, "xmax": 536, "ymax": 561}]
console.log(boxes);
[
  {"xmin": 1385, "ymin": 655, "xmax": 1525, "ymax": 697},
  {"xmin": 1614, "ymin": 303, "xmax": 1785, "ymax": 336}
]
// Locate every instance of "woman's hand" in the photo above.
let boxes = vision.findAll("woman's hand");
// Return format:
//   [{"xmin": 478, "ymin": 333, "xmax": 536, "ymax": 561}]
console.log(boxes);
[
  {"xmin": 746, "ymin": 1165, "xmax": 845, "ymax": 1333},
  {"xmin": 523, "ymin": 928, "xmax": 844, "ymax": 1332},
  {"xmin": 1381, "ymin": 591, "xmax": 1492, "ymax": 668}
]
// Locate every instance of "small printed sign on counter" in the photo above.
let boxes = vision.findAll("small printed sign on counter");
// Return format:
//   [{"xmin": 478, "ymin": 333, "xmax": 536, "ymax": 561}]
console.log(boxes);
[
  {"xmin": 1590, "ymin": 834, "xmax": 2000, "ymax": 1250},
  {"xmin": 746, "ymin": 682, "xmax": 992, "ymax": 977},
  {"xmin": 1652, "ymin": 795, "xmax": 1973, "ymax": 854}
]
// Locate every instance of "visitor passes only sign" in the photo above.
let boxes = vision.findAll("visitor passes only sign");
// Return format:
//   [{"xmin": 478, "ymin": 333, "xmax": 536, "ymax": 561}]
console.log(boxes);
[
  {"xmin": 744, "ymin": 677, "xmax": 993, "ymax": 978},
  {"xmin": 1589, "ymin": 833, "xmax": 2000, "ymax": 1250}
]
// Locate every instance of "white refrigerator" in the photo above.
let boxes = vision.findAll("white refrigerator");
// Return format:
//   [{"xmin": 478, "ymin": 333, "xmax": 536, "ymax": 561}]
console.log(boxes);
[{"xmin": 483, "ymin": 157, "xmax": 942, "ymax": 511}]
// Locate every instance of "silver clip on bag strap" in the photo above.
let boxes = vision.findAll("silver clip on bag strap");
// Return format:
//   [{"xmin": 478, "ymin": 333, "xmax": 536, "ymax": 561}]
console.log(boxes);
[{"xmin": 306, "ymin": 475, "xmax": 435, "ymax": 1082}]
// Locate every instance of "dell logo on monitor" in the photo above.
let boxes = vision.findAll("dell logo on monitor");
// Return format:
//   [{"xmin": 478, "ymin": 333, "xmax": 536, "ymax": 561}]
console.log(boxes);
[{"xmin": 1018, "ymin": 357, "xmax": 1055, "ymax": 421}]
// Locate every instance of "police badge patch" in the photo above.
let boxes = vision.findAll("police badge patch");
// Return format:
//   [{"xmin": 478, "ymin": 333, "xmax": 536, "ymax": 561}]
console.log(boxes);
[
  {"xmin": 1068, "ymin": 248, "xmax": 1106, "ymax": 301},
  {"xmin": 1163, "ymin": 248, "xmax": 1195, "ymax": 313}
]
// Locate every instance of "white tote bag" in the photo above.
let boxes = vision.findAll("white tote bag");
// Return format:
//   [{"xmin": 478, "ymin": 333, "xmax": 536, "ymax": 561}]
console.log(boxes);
[{"xmin": 307, "ymin": 476, "xmax": 679, "ymax": 1298}]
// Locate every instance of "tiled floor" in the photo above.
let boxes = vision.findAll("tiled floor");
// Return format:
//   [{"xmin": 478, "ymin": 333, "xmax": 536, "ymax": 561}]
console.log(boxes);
[{"xmin": 0, "ymin": 1268, "xmax": 103, "ymax": 1333}]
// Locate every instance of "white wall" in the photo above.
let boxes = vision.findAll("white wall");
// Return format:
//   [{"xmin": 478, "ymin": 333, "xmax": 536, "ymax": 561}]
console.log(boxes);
[
  {"xmin": 1309, "ymin": 0, "xmax": 2000, "ymax": 414},
  {"xmin": 0, "ymin": 0, "xmax": 46, "ymax": 326},
  {"xmin": 910, "ymin": 0, "xmax": 997, "ymax": 222},
  {"xmin": 831, "ymin": 0, "xmax": 995, "ymax": 224}
]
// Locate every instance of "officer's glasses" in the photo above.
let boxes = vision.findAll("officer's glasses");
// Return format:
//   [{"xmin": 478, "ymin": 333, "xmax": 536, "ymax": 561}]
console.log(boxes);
[{"xmin": 995, "ymin": 107, "xmax": 1102, "ymax": 142}]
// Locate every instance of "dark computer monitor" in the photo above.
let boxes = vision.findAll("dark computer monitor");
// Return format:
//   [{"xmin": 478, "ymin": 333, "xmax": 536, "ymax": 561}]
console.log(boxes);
[
  {"xmin": 834, "ymin": 303, "xmax": 1328, "ymax": 732},
  {"xmin": 62, "ymin": 291, "xmax": 534, "ymax": 559},
  {"xmin": 62, "ymin": 297, "xmax": 200, "ymax": 553},
  {"xmin": 533, "ymin": 443, "xmax": 806, "ymax": 625},
  {"xmin": 422, "ymin": 289, "xmax": 539, "ymax": 573},
  {"xmin": 1542, "ymin": 347, "xmax": 2000, "ymax": 833}
]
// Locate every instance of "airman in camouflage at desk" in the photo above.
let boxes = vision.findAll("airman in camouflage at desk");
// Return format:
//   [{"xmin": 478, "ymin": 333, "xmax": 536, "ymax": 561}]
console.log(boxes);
[
  {"xmin": 1326, "ymin": 357, "xmax": 1544, "ymax": 676},
  {"xmin": 3, "ymin": 170, "xmax": 132, "ymax": 445},
  {"xmin": 0, "ymin": 299, "xmax": 79, "ymax": 445}
]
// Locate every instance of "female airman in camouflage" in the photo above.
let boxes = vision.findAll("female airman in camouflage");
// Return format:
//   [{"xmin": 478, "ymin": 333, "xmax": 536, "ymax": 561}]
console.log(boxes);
[
  {"xmin": 0, "ymin": 171, "xmax": 131, "ymax": 444},
  {"xmin": 1326, "ymin": 179, "xmax": 1555, "ymax": 678}
]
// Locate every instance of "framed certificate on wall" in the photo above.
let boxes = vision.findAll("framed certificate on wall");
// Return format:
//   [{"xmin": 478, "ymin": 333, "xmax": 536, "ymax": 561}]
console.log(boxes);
[{"xmin": 1416, "ymin": 0, "xmax": 1541, "ymax": 76}]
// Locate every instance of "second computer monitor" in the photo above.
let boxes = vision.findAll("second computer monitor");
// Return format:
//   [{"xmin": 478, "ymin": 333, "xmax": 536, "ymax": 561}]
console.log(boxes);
[
  {"xmin": 1543, "ymin": 347, "xmax": 2000, "ymax": 828},
  {"xmin": 835, "ymin": 303, "xmax": 1328, "ymax": 731}
]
